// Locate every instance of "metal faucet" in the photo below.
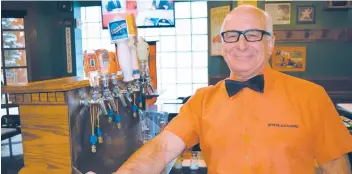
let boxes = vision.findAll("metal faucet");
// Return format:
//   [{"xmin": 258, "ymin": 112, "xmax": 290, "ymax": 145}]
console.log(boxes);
[
  {"xmin": 110, "ymin": 73, "xmax": 128, "ymax": 107},
  {"xmin": 80, "ymin": 87, "xmax": 108, "ymax": 116},
  {"xmin": 101, "ymin": 74, "xmax": 116, "ymax": 112},
  {"xmin": 125, "ymin": 83, "xmax": 134, "ymax": 103}
]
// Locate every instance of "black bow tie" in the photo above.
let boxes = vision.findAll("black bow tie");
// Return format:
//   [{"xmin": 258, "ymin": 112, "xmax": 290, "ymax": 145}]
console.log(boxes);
[{"xmin": 225, "ymin": 74, "xmax": 265, "ymax": 97}]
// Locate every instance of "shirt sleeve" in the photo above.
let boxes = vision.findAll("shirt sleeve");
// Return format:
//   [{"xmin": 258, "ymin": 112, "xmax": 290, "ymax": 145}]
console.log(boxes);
[
  {"xmin": 311, "ymin": 86, "xmax": 352, "ymax": 165},
  {"xmin": 163, "ymin": 88, "xmax": 205, "ymax": 148}
]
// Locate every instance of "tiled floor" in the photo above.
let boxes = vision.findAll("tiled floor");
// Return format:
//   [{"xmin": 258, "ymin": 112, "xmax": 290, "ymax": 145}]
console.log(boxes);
[{"xmin": 1, "ymin": 134, "xmax": 24, "ymax": 174}]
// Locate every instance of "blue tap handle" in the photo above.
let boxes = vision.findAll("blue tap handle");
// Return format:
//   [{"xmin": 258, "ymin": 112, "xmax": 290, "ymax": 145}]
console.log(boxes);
[
  {"xmin": 115, "ymin": 114, "xmax": 121, "ymax": 123},
  {"xmin": 96, "ymin": 127, "xmax": 102, "ymax": 137},
  {"xmin": 90, "ymin": 135, "xmax": 98, "ymax": 145}
]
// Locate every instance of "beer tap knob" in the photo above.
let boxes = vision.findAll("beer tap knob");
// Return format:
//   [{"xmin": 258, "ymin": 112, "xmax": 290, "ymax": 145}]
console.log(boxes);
[
  {"xmin": 112, "ymin": 86, "xmax": 128, "ymax": 107},
  {"xmin": 146, "ymin": 73, "xmax": 155, "ymax": 94},
  {"xmin": 97, "ymin": 98, "xmax": 108, "ymax": 116},
  {"xmin": 90, "ymin": 89, "xmax": 107, "ymax": 115},
  {"xmin": 101, "ymin": 75, "xmax": 117, "ymax": 112},
  {"xmin": 124, "ymin": 84, "xmax": 133, "ymax": 103}
]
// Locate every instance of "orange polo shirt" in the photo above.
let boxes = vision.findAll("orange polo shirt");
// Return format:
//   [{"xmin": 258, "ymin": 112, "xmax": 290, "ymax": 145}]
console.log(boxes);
[{"xmin": 164, "ymin": 66, "xmax": 352, "ymax": 174}]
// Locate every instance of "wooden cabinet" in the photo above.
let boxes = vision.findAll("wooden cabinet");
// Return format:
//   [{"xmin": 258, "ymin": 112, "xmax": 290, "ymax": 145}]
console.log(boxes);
[{"xmin": 2, "ymin": 77, "xmax": 146, "ymax": 173}]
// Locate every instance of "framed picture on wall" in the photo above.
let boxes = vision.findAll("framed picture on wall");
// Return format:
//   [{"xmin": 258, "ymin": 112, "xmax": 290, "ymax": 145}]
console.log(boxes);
[
  {"xmin": 297, "ymin": 5, "xmax": 315, "ymax": 24},
  {"xmin": 271, "ymin": 46, "xmax": 306, "ymax": 72},
  {"xmin": 210, "ymin": 4, "xmax": 231, "ymax": 56},
  {"xmin": 265, "ymin": 3, "xmax": 291, "ymax": 25}
]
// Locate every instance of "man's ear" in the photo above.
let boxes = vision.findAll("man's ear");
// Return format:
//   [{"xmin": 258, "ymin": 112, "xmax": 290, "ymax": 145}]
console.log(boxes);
[{"xmin": 268, "ymin": 34, "xmax": 275, "ymax": 56}]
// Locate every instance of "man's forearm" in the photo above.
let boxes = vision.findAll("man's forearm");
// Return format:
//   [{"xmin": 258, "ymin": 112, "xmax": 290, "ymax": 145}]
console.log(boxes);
[
  {"xmin": 116, "ymin": 139, "xmax": 168, "ymax": 174},
  {"xmin": 115, "ymin": 131, "xmax": 184, "ymax": 174},
  {"xmin": 320, "ymin": 154, "xmax": 352, "ymax": 174}
]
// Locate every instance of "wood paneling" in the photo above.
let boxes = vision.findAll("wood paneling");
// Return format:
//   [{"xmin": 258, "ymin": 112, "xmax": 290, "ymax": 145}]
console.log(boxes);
[
  {"xmin": 8, "ymin": 92, "xmax": 66, "ymax": 105},
  {"xmin": 19, "ymin": 105, "xmax": 71, "ymax": 173}
]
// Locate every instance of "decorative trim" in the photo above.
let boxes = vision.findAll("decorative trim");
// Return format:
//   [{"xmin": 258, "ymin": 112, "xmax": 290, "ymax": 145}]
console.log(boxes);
[
  {"xmin": 48, "ymin": 93, "xmax": 56, "ymax": 102},
  {"xmin": 56, "ymin": 92, "xmax": 66, "ymax": 102},
  {"xmin": 6, "ymin": 92, "xmax": 66, "ymax": 105},
  {"xmin": 32, "ymin": 93, "xmax": 40, "ymax": 102},
  {"xmin": 40, "ymin": 93, "xmax": 48, "ymax": 102},
  {"xmin": 16, "ymin": 94, "xmax": 23, "ymax": 103},
  {"xmin": 274, "ymin": 28, "xmax": 352, "ymax": 42},
  {"xmin": 9, "ymin": 94, "xmax": 16, "ymax": 103},
  {"xmin": 24, "ymin": 94, "xmax": 31, "ymax": 103}
]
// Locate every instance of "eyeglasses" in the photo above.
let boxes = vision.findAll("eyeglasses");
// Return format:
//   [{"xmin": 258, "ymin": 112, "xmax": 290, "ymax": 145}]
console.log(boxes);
[{"xmin": 221, "ymin": 29, "xmax": 272, "ymax": 43}]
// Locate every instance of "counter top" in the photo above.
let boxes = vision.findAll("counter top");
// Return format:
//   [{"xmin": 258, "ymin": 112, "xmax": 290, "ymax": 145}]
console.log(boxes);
[
  {"xmin": 337, "ymin": 103, "xmax": 352, "ymax": 114},
  {"xmin": 2, "ymin": 76, "xmax": 90, "ymax": 94}
]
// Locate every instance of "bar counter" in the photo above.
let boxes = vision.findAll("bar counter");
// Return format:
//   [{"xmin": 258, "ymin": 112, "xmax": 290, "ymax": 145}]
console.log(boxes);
[{"xmin": 1, "ymin": 76, "xmax": 173, "ymax": 174}]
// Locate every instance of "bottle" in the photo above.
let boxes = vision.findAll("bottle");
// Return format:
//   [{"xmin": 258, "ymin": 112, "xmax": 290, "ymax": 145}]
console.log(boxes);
[
  {"xmin": 83, "ymin": 50, "xmax": 100, "ymax": 87},
  {"xmin": 95, "ymin": 49, "xmax": 110, "ymax": 76},
  {"xmin": 190, "ymin": 152, "xmax": 199, "ymax": 170},
  {"xmin": 174, "ymin": 156, "xmax": 183, "ymax": 169}
]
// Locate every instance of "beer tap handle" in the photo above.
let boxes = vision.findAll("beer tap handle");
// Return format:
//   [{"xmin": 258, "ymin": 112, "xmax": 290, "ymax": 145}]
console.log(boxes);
[
  {"xmin": 118, "ymin": 93, "xmax": 128, "ymax": 107},
  {"xmin": 114, "ymin": 89, "xmax": 128, "ymax": 107},
  {"xmin": 147, "ymin": 81, "xmax": 156, "ymax": 94},
  {"xmin": 108, "ymin": 97, "xmax": 117, "ymax": 112},
  {"xmin": 124, "ymin": 92, "xmax": 133, "ymax": 103},
  {"xmin": 97, "ymin": 99, "xmax": 108, "ymax": 116},
  {"xmin": 124, "ymin": 84, "xmax": 134, "ymax": 103}
]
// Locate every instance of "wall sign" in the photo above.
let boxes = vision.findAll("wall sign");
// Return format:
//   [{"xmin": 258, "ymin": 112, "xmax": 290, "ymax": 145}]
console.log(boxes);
[
  {"xmin": 210, "ymin": 5, "xmax": 231, "ymax": 56},
  {"xmin": 272, "ymin": 46, "xmax": 306, "ymax": 72},
  {"xmin": 65, "ymin": 27, "xmax": 72, "ymax": 73}
]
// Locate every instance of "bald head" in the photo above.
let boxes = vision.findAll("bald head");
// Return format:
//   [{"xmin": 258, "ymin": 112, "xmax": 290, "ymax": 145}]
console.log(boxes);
[{"xmin": 221, "ymin": 5, "xmax": 273, "ymax": 34}]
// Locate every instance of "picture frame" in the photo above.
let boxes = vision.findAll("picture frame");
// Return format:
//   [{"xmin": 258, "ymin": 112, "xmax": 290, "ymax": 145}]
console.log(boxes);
[
  {"xmin": 271, "ymin": 46, "xmax": 306, "ymax": 72},
  {"xmin": 297, "ymin": 5, "xmax": 315, "ymax": 24},
  {"xmin": 265, "ymin": 3, "xmax": 291, "ymax": 25},
  {"xmin": 210, "ymin": 4, "xmax": 231, "ymax": 56}
]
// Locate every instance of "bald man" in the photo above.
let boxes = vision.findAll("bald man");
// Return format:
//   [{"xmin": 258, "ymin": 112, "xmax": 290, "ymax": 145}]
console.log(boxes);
[{"xmin": 115, "ymin": 5, "xmax": 352, "ymax": 174}]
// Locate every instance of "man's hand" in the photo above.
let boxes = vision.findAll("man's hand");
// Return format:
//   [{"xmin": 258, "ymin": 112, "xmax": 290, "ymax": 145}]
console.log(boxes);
[
  {"xmin": 318, "ymin": 154, "xmax": 352, "ymax": 174},
  {"xmin": 115, "ymin": 130, "xmax": 187, "ymax": 174}
]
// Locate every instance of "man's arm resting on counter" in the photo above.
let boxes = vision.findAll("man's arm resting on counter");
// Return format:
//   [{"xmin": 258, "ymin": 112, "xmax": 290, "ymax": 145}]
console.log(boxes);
[
  {"xmin": 319, "ymin": 154, "xmax": 352, "ymax": 174},
  {"xmin": 115, "ymin": 130, "xmax": 186, "ymax": 174}
]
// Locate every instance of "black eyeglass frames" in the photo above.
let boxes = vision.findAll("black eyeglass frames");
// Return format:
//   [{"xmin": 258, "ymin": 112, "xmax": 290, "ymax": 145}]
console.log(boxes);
[{"xmin": 221, "ymin": 29, "xmax": 272, "ymax": 43}]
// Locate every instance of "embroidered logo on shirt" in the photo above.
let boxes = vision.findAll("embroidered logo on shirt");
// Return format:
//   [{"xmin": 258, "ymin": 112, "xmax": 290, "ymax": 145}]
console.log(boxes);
[{"xmin": 268, "ymin": 123, "xmax": 299, "ymax": 128}]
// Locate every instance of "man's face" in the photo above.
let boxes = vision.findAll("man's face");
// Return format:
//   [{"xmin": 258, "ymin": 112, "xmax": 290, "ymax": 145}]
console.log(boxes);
[{"xmin": 221, "ymin": 10, "xmax": 274, "ymax": 78}]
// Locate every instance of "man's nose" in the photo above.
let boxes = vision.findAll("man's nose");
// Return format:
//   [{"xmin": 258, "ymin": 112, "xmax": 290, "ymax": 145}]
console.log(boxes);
[{"xmin": 237, "ymin": 35, "xmax": 248, "ymax": 51}]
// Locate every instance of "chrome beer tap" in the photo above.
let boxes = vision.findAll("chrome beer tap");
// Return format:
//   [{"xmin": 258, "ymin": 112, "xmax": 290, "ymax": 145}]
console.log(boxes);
[
  {"xmin": 95, "ymin": 49, "xmax": 116, "ymax": 114},
  {"xmin": 125, "ymin": 83, "xmax": 134, "ymax": 103},
  {"xmin": 144, "ymin": 64, "xmax": 156, "ymax": 94},
  {"xmin": 137, "ymin": 37, "xmax": 155, "ymax": 95},
  {"xmin": 101, "ymin": 74, "xmax": 116, "ymax": 112},
  {"xmin": 110, "ymin": 72, "xmax": 127, "ymax": 107}
]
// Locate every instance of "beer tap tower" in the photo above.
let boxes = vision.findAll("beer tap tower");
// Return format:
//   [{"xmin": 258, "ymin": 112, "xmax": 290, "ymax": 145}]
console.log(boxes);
[
  {"xmin": 136, "ymin": 37, "xmax": 153, "ymax": 110},
  {"xmin": 80, "ymin": 10, "xmax": 159, "ymax": 155},
  {"xmin": 81, "ymin": 51, "xmax": 109, "ymax": 152},
  {"xmin": 109, "ymin": 51, "xmax": 128, "ymax": 108},
  {"xmin": 96, "ymin": 49, "xmax": 117, "ymax": 114}
]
